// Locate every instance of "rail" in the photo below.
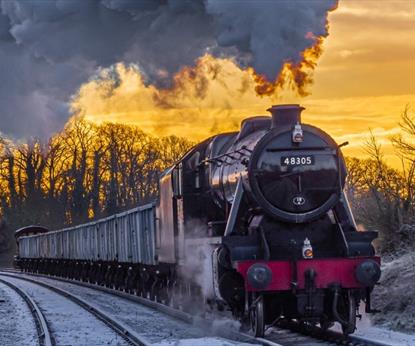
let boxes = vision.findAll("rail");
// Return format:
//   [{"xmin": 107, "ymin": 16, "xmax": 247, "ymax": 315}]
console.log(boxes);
[
  {"xmin": 0, "ymin": 276, "xmax": 53, "ymax": 346},
  {"xmin": 0, "ymin": 272, "xmax": 151, "ymax": 346},
  {"xmin": 1, "ymin": 270, "xmax": 396, "ymax": 346}
]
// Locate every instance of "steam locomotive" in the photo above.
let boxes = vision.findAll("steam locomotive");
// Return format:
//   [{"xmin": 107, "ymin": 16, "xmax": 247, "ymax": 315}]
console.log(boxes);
[{"xmin": 15, "ymin": 104, "xmax": 381, "ymax": 337}]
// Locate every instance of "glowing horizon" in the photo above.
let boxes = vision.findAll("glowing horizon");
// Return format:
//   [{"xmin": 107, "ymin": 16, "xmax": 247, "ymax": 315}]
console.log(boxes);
[{"xmin": 73, "ymin": 1, "xmax": 414, "ymax": 168}]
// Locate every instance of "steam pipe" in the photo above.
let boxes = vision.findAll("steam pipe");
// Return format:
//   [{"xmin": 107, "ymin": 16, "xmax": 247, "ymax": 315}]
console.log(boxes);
[{"xmin": 259, "ymin": 227, "xmax": 270, "ymax": 261}]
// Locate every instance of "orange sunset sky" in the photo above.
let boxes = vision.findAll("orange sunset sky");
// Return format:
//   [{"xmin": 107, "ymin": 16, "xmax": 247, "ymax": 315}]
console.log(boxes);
[{"xmin": 75, "ymin": 1, "xmax": 414, "ymax": 168}]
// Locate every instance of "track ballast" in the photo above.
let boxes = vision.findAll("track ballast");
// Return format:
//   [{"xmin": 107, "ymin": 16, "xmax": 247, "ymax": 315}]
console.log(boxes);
[{"xmin": 0, "ymin": 269, "xmax": 395, "ymax": 346}]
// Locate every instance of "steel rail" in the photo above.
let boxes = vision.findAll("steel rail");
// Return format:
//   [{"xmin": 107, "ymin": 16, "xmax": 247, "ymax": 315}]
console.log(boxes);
[
  {"xmin": 0, "ymin": 276, "xmax": 53, "ymax": 346},
  {"xmin": 0, "ymin": 270, "xmax": 262, "ymax": 345},
  {"xmin": 1, "ymin": 270, "xmax": 396, "ymax": 346},
  {"xmin": 347, "ymin": 334, "xmax": 396, "ymax": 346},
  {"xmin": 0, "ymin": 273, "xmax": 151, "ymax": 346},
  {"xmin": 268, "ymin": 319, "xmax": 397, "ymax": 346}
]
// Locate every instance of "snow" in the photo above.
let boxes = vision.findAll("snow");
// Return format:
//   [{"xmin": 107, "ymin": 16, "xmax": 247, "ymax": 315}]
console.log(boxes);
[
  {"xmin": 152, "ymin": 337, "xmax": 254, "ymax": 346},
  {"xmin": 371, "ymin": 251, "xmax": 415, "ymax": 333},
  {"xmin": 2, "ymin": 276, "xmax": 128, "ymax": 346},
  {"xmin": 354, "ymin": 322, "xmax": 415, "ymax": 346},
  {"xmin": 22, "ymin": 275, "xmax": 240, "ymax": 344},
  {"xmin": 4, "ymin": 270, "xmax": 415, "ymax": 346},
  {"xmin": 0, "ymin": 282, "xmax": 37, "ymax": 346}
]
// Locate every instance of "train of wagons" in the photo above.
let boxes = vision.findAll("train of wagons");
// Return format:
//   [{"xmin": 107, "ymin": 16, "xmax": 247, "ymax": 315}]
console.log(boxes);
[{"xmin": 15, "ymin": 104, "xmax": 381, "ymax": 337}]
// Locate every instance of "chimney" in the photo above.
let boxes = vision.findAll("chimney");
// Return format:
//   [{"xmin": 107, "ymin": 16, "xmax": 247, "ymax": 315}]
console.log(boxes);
[{"xmin": 267, "ymin": 104, "xmax": 305, "ymax": 129}]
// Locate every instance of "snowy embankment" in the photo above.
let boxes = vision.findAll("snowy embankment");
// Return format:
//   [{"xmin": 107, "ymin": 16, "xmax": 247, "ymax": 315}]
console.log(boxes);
[{"xmin": 371, "ymin": 251, "xmax": 415, "ymax": 332}]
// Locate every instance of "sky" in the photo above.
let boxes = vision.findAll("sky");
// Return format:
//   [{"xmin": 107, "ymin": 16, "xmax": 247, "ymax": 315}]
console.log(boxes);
[
  {"xmin": 302, "ymin": 0, "xmax": 415, "ymax": 166},
  {"xmin": 0, "ymin": 0, "xmax": 413, "ymax": 168},
  {"xmin": 0, "ymin": 0, "xmax": 336, "ymax": 139},
  {"xmin": 73, "ymin": 0, "xmax": 415, "ymax": 168}
]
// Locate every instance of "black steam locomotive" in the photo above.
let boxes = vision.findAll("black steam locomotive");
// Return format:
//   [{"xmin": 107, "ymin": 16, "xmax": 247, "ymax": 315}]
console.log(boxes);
[{"xmin": 16, "ymin": 104, "xmax": 381, "ymax": 337}]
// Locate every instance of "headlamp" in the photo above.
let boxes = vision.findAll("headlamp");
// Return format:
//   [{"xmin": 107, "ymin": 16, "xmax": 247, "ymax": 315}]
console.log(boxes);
[{"xmin": 247, "ymin": 263, "xmax": 272, "ymax": 289}]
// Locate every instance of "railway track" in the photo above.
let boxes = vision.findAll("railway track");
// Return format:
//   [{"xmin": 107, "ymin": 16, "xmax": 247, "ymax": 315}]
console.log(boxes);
[
  {"xmin": 0, "ymin": 271, "xmax": 252, "ymax": 346},
  {"xmin": 1, "ymin": 270, "xmax": 397, "ymax": 346},
  {"xmin": 0, "ymin": 273, "xmax": 150, "ymax": 346},
  {"xmin": 262, "ymin": 322, "xmax": 396, "ymax": 346},
  {"xmin": 0, "ymin": 277, "xmax": 53, "ymax": 346}
]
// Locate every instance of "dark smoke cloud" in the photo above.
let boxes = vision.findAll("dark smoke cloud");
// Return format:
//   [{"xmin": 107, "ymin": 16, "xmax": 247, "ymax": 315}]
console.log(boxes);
[{"xmin": 0, "ymin": 0, "xmax": 337, "ymax": 137}]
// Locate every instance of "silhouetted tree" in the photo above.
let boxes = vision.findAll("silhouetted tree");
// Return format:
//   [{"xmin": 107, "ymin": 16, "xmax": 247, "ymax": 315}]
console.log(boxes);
[{"xmin": 0, "ymin": 118, "xmax": 194, "ymax": 259}]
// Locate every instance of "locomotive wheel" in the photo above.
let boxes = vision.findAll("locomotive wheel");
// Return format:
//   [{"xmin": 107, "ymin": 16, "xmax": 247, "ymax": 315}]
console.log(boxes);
[
  {"xmin": 341, "ymin": 293, "xmax": 356, "ymax": 335},
  {"xmin": 250, "ymin": 295, "xmax": 265, "ymax": 337}
]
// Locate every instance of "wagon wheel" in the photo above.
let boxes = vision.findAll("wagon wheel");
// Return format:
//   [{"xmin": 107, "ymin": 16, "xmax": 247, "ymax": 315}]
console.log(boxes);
[
  {"xmin": 157, "ymin": 282, "xmax": 171, "ymax": 304},
  {"xmin": 250, "ymin": 295, "xmax": 265, "ymax": 337},
  {"xmin": 149, "ymin": 286, "xmax": 156, "ymax": 301}
]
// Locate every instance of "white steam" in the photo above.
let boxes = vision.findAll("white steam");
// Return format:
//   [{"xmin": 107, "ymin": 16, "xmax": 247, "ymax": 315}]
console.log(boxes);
[{"xmin": 180, "ymin": 230, "xmax": 215, "ymax": 298}]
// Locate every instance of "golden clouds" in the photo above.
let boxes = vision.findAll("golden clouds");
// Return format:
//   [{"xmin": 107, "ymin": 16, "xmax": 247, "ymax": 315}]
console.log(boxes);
[
  {"xmin": 72, "ymin": 56, "xmax": 277, "ymax": 140},
  {"xmin": 312, "ymin": 1, "xmax": 415, "ymax": 98},
  {"xmin": 71, "ymin": 1, "xmax": 415, "ymax": 169}
]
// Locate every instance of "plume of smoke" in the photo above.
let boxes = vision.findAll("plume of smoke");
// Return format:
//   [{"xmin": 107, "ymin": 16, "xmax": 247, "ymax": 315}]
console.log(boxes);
[{"xmin": 0, "ymin": 0, "xmax": 337, "ymax": 137}]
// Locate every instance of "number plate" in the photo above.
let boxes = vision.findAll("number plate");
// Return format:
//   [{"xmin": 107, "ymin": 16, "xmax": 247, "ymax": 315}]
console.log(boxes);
[{"xmin": 281, "ymin": 155, "xmax": 314, "ymax": 166}]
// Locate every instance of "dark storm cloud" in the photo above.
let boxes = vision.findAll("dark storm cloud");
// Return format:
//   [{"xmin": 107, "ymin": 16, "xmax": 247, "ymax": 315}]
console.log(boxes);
[{"xmin": 0, "ymin": 0, "xmax": 336, "ymax": 137}]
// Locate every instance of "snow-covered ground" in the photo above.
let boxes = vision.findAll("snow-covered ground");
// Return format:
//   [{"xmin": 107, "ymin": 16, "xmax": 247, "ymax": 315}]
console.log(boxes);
[
  {"xmin": 32, "ymin": 273, "xmax": 415, "ymax": 346},
  {"xmin": 18, "ymin": 274, "xmax": 252, "ymax": 345},
  {"xmin": 0, "ymin": 281, "xmax": 37, "ymax": 346},
  {"xmin": 354, "ymin": 319, "xmax": 415, "ymax": 346},
  {"xmin": 371, "ymin": 251, "xmax": 415, "ymax": 333},
  {"xmin": 152, "ymin": 337, "xmax": 254, "ymax": 346},
  {"xmin": 2, "ymin": 270, "xmax": 415, "ymax": 346},
  {"xmin": 1, "ymin": 276, "xmax": 129, "ymax": 346}
]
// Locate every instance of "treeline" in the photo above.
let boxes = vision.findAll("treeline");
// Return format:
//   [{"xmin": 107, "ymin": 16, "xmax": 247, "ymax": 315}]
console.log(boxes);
[{"xmin": 0, "ymin": 118, "xmax": 193, "ymax": 254}]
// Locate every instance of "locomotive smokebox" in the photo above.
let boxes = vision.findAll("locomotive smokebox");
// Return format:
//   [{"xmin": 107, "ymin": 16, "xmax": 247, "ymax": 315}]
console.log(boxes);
[{"xmin": 268, "ymin": 104, "xmax": 304, "ymax": 128}]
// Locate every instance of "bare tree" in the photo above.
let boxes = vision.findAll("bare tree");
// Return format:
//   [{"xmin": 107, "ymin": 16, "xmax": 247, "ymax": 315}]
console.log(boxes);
[
  {"xmin": 62, "ymin": 119, "xmax": 95, "ymax": 223},
  {"xmin": 345, "ymin": 108, "xmax": 415, "ymax": 253},
  {"xmin": 0, "ymin": 118, "xmax": 193, "ymax": 260}
]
